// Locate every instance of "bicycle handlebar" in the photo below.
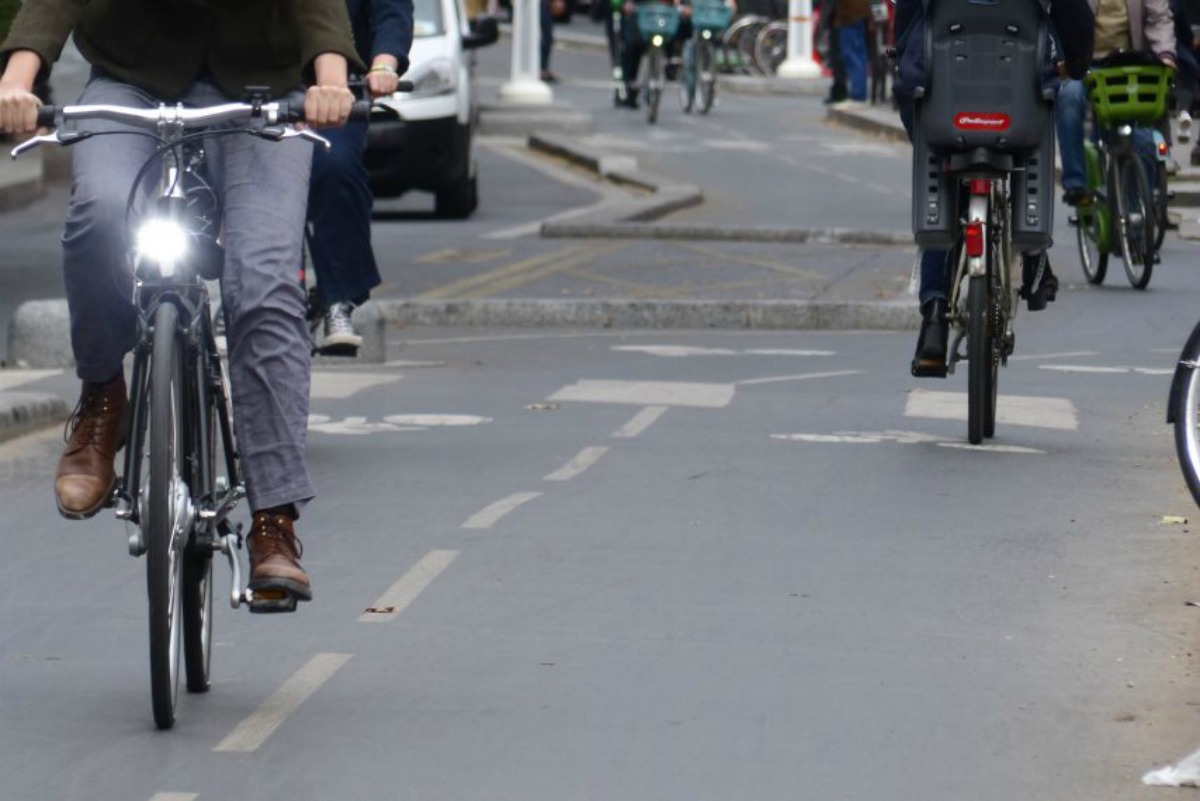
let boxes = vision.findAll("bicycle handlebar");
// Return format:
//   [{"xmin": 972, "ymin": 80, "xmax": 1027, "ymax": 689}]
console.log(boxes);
[{"xmin": 33, "ymin": 88, "xmax": 414, "ymax": 130}]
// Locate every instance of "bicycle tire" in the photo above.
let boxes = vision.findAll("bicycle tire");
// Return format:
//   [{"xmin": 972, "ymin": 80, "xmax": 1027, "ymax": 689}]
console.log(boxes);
[
  {"xmin": 736, "ymin": 19, "xmax": 768, "ymax": 75},
  {"xmin": 967, "ymin": 275, "xmax": 993, "ymax": 446},
  {"xmin": 753, "ymin": 21, "xmax": 788, "ymax": 76},
  {"xmin": 182, "ymin": 327, "xmax": 215, "ymax": 695},
  {"xmin": 147, "ymin": 301, "xmax": 185, "ymax": 730},
  {"xmin": 1172, "ymin": 321, "xmax": 1200, "ymax": 507},
  {"xmin": 723, "ymin": 16, "xmax": 766, "ymax": 75},
  {"xmin": 1076, "ymin": 206, "xmax": 1109, "ymax": 285},
  {"xmin": 1114, "ymin": 154, "xmax": 1155, "ymax": 289},
  {"xmin": 1153, "ymin": 159, "xmax": 1169, "ymax": 253},
  {"xmin": 679, "ymin": 39, "xmax": 696, "ymax": 113},
  {"xmin": 698, "ymin": 38, "xmax": 716, "ymax": 113},
  {"xmin": 647, "ymin": 49, "xmax": 662, "ymax": 124}
]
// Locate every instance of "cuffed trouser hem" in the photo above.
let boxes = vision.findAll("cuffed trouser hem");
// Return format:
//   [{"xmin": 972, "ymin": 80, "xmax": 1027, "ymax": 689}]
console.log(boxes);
[{"xmin": 248, "ymin": 480, "xmax": 315, "ymax": 516}]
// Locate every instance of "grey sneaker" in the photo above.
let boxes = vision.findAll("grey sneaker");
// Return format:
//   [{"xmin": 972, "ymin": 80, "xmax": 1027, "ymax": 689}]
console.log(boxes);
[{"xmin": 322, "ymin": 302, "xmax": 362, "ymax": 354}]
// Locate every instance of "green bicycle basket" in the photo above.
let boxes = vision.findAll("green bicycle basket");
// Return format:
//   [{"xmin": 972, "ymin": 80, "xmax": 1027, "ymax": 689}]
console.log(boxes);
[{"xmin": 1085, "ymin": 64, "xmax": 1172, "ymax": 126}]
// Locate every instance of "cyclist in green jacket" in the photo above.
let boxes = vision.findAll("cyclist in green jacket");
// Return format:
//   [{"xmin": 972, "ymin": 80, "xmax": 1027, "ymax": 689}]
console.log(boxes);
[{"xmin": 0, "ymin": 0, "xmax": 362, "ymax": 608}]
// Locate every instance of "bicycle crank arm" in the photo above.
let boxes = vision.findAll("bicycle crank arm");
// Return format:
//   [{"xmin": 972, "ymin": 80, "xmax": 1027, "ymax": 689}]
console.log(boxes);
[{"xmin": 221, "ymin": 533, "xmax": 246, "ymax": 609}]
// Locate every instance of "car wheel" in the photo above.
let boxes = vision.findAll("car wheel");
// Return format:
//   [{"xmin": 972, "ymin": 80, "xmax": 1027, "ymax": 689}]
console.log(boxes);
[{"xmin": 435, "ymin": 174, "xmax": 478, "ymax": 219}]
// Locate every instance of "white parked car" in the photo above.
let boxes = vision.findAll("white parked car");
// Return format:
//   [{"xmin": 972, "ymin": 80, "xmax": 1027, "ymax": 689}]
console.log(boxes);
[{"xmin": 364, "ymin": 0, "xmax": 498, "ymax": 218}]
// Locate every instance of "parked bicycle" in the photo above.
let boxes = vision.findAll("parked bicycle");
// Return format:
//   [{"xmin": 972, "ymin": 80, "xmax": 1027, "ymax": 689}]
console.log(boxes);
[
  {"xmin": 680, "ymin": 0, "xmax": 733, "ymax": 113},
  {"xmin": 636, "ymin": 2, "xmax": 683, "ymax": 123},
  {"xmin": 1073, "ymin": 55, "xmax": 1172, "ymax": 290},
  {"xmin": 12, "ymin": 93, "xmax": 370, "ymax": 730}
]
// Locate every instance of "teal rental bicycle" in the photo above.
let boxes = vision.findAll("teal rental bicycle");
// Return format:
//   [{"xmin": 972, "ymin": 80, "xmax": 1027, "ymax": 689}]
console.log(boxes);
[{"xmin": 680, "ymin": 0, "xmax": 733, "ymax": 113}]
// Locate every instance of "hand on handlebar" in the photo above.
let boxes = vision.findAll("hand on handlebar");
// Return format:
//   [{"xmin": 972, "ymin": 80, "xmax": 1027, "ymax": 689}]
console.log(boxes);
[
  {"xmin": 303, "ymin": 84, "xmax": 355, "ymax": 129},
  {"xmin": 0, "ymin": 83, "xmax": 40, "ymax": 136}
]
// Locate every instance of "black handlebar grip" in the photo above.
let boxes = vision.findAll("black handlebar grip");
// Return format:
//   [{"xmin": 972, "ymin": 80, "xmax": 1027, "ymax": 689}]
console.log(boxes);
[
  {"xmin": 36, "ymin": 106, "xmax": 57, "ymax": 127},
  {"xmin": 348, "ymin": 100, "xmax": 372, "ymax": 123}
]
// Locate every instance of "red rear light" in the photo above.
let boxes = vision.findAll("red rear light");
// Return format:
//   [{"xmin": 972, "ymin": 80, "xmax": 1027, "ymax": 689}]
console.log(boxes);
[
  {"xmin": 1158, "ymin": 140, "xmax": 1169, "ymax": 156},
  {"xmin": 965, "ymin": 221, "xmax": 984, "ymax": 258},
  {"xmin": 969, "ymin": 179, "xmax": 990, "ymax": 196}
]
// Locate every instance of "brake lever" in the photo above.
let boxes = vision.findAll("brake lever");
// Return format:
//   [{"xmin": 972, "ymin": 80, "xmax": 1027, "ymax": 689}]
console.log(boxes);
[
  {"xmin": 10, "ymin": 129, "xmax": 91, "ymax": 158},
  {"xmin": 256, "ymin": 125, "xmax": 332, "ymax": 151}
]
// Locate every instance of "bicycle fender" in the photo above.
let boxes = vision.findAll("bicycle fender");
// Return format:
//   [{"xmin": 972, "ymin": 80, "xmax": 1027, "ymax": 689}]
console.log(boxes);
[{"xmin": 1166, "ymin": 321, "xmax": 1200, "ymax": 424}]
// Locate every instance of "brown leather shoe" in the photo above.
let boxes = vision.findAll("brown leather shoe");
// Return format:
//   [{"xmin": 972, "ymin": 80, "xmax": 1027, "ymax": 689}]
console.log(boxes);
[
  {"xmin": 55, "ymin": 374, "xmax": 128, "ymax": 519},
  {"xmin": 247, "ymin": 512, "xmax": 312, "ymax": 603}
]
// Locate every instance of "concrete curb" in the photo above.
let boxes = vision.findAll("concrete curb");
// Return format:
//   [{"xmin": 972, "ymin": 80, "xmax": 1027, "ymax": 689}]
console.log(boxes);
[
  {"xmin": 478, "ymin": 103, "xmax": 595, "ymax": 136},
  {"xmin": 9, "ymin": 297, "xmax": 920, "ymax": 368},
  {"xmin": 375, "ymin": 298, "xmax": 919, "ymax": 330},
  {"xmin": 718, "ymin": 75, "xmax": 827, "ymax": 97},
  {"xmin": 826, "ymin": 106, "xmax": 908, "ymax": 144},
  {"xmin": 528, "ymin": 132, "xmax": 704, "ymax": 226},
  {"xmin": 541, "ymin": 220, "xmax": 914, "ymax": 245},
  {"xmin": 0, "ymin": 391, "xmax": 69, "ymax": 444}
]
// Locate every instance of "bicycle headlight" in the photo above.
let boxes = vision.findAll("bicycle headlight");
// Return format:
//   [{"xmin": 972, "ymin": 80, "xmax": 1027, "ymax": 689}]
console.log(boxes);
[
  {"xmin": 407, "ymin": 58, "xmax": 458, "ymax": 97},
  {"xmin": 136, "ymin": 218, "xmax": 190, "ymax": 276},
  {"xmin": 652, "ymin": 34, "xmax": 664, "ymax": 47}
]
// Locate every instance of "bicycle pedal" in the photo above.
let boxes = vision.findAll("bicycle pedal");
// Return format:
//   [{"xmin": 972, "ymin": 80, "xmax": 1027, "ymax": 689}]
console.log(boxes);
[{"xmin": 247, "ymin": 593, "xmax": 299, "ymax": 614}]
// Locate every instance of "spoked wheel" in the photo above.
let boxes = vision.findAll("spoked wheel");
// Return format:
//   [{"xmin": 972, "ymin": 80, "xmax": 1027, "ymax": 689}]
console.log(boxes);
[
  {"xmin": 1076, "ymin": 206, "xmax": 1109, "ymax": 285},
  {"xmin": 752, "ymin": 21, "xmax": 788, "ymax": 76},
  {"xmin": 679, "ymin": 40, "xmax": 696, "ymax": 113},
  {"xmin": 697, "ymin": 39, "xmax": 716, "ymax": 114},
  {"xmin": 147, "ymin": 302, "xmax": 187, "ymax": 729},
  {"xmin": 183, "ymin": 341, "xmax": 215, "ymax": 695},
  {"xmin": 1115, "ymin": 155, "xmax": 1156, "ymax": 289},
  {"xmin": 966, "ymin": 276, "xmax": 995, "ymax": 445},
  {"xmin": 1171, "ymin": 322, "xmax": 1200, "ymax": 507},
  {"xmin": 1153, "ymin": 160, "xmax": 1169, "ymax": 254}
]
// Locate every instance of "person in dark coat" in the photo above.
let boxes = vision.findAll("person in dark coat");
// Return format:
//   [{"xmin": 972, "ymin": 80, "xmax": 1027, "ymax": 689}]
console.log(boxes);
[
  {"xmin": 892, "ymin": 0, "xmax": 1094, "ymax": 377},
  {"xmin": 307, "ymin": 0, "xmax": 414, "ymax": 354}
]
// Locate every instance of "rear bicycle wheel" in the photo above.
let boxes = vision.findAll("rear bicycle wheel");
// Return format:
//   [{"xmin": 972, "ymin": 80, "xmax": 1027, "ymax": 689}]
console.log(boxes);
[
  {"xmin": 967, "ymin": 275, "xmax": 994, "ymax": 445},
  {"xmin": 147, "ymin": 302, "xmax": 186, "ymax": 730},
  {"xmin": 1115, "ymin": 154, "xmax": 1155, "ymax": 289}
]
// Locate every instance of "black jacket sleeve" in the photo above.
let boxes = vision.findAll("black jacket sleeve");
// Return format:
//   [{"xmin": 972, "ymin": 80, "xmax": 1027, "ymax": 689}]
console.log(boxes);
[{"xmin": 368, "ymin": 0, "xmax": 414, "ymax": 71}]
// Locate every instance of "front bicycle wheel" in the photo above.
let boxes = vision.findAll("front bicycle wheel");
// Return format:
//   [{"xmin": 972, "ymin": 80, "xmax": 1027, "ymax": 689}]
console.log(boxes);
[
  {"xmin": 1114, "ymin": 154, "xmax": 1155, "ymax": 289},
  {"xmin": 1172, "ymin": 322, "xmax": 1200, "ymax": 507},
  {"xmin": 182, "ymin": 330, "xmax": 215, "ymax": 694},
  {"xmin": 1153, "ymin": 159, "xmax": 1169, "ymax": 253},
  {"xmin": 967, "ymin": 275, "xmax": 994, "ymax": 445},
  {"xmin": 147, "ymin": 301, "xmax": 186, "ymax": 730},
  {"xmin": 698, "ymin": 38, "xmax": 716, "ymax": 114},
  {"xmin": 647, "ymin": 50, "xmax": 662, "ymax": 124},
  {"xmin": 679, "ymin": 39, "xmax": 696, "ymax": 113},
  {"xmin": 1076, "ymin": 206, "xmax": 1109, "ymax": 285}
]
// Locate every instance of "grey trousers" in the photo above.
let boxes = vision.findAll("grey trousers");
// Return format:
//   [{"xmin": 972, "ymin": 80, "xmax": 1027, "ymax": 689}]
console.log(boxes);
[{"xmin": 64, "ymin": 73, "xmax": 316, "ymax": 512}]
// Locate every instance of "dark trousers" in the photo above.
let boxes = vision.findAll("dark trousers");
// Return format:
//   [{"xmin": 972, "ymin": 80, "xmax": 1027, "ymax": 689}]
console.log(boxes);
[
  {"xmin": 307, "ymin": 120, "xmax": 381, "ymax": 308},
  {"xmin": 541, "ymin": 0, "xmax": 554, "ymax": 72}
]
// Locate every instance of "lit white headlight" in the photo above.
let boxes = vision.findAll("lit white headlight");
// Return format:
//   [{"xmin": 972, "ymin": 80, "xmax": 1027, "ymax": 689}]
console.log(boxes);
[{"xmin": 136, "ymin": 219, "xmax": 189, "ymax": 275}]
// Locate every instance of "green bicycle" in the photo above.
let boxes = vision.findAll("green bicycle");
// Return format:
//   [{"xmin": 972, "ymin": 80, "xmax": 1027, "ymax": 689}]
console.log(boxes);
[{"xmin": 1075, "ymin": 57, "xmax": 1171, "ymax": 290}]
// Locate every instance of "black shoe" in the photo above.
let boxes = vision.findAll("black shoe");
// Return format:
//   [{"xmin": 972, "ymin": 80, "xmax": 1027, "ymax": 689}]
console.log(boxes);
[
  {"xmin": 622, "ymin": 87, "xmax": 640, "ymax": 109},
  {"xmin": 1020, "ymin": 254, "xmax": 1058, "ymax": 312},
  {"xmin": 911, "ymin": 298, "xmax": 949, "ymax": 378},
  {"xmin": 1063, "ymin": 187, "xmax": 1092, "ymax": 207}
]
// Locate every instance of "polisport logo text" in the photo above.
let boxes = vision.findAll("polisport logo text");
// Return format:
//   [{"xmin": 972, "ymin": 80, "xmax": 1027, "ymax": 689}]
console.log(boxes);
[{"xmin": 954, "ymin": 113, "xmax": 1011, "ymax": 131}]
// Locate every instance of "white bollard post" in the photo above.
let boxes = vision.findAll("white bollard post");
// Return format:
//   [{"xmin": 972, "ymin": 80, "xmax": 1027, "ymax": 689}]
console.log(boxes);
[
  {"xmin": 499, "ymin": 0, "xmax": 554, "ymax": 103},
  {"xmin": 775, "ymin": 0, "xmax": 821, "ymax": 79}
]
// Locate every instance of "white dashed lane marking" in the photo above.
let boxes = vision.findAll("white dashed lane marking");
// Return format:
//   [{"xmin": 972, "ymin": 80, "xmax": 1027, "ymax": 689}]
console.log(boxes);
[
  {"xmin": 1038, "ymin": 365, "xmax": 1174, "ymax": 376},
  {"xmin": 360, "ymin": 550, "xmax": 459, "ymax": 623},
  {"xmin": 738, "ymin": 370, "xmax": 862, "ymax": 386},
  {"xmin": 905, "ymin": 389, "xmax": 1078, "ymax": 431},
  {"xmin": 310, "ymin": 372, "xmax": 400, "ymax": 400},
  {"xmin": 613, "ymin": 406, "xmax": 669, "ymax": 438},
  {"xmin": 148, "ymin": 794, "xmax": 198, "ymax": 801},
  {"xmin": 213, "ymin": 653, "xmax": 353, "ymax": 753},
  {"xmin": 462, "ymin": 492, "xmax": 543, "ymax": 530},
  {"xmin": 772, "ymin": 430, "xmax": 1046, "ymax": 454},
  {"xmin": 544, "ymin": 447, "xmax": 610, "ymax": 481},
  {"xmin": 549, "ymin": 380, "xmax": 735, "ymax": 409}
]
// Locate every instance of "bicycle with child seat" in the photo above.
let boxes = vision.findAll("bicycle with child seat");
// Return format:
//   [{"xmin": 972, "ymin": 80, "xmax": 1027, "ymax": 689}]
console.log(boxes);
[
  {"xmin": 637, "ymin": 2, "xmax": 683, "ymax": 123},
  {"xmin": 680, "ymin": 0, "xmax": 733, "ymax": 113},
  {"xmin": 11, "ymin": 91, "xmax": 372, "ymax": 730},
  {"xmin": 941, "ymin": 156, "xmax": 1022, "ymax": 445},
  {"xmin": 1073, "ymin": 56, "xmax": 1172, "ymax": 290}
]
